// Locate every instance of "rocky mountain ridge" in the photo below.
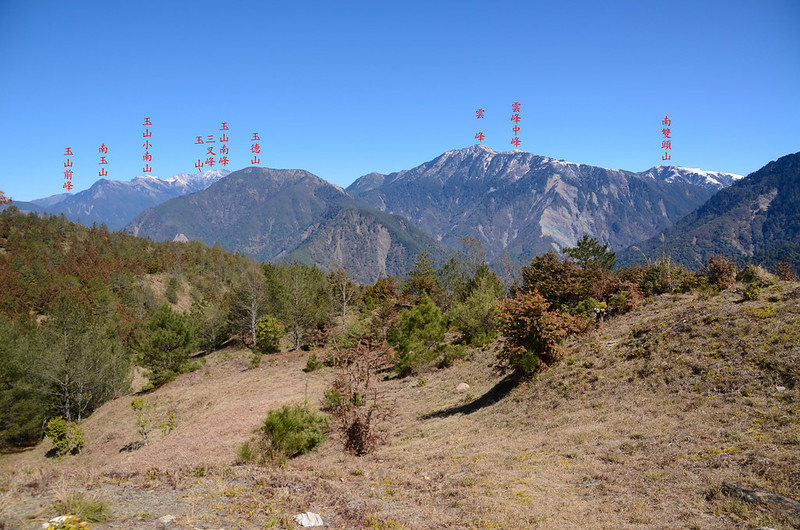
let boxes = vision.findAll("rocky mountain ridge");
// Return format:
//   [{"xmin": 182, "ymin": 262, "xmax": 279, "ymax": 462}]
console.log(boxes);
[
  {"xmin": 126, "ymin": 167, "xmax": 448, "ymax": 282},
  {"xmin": 618, "ymin": 151, "xmax": 800, "ymax": 269},
  {"xmin": 347, "ymin": 145, "xmax": 729, "ymax": 260},
  {"xmin": 5, "ymin": 170, "xmax": 230, "ymax": 230}
]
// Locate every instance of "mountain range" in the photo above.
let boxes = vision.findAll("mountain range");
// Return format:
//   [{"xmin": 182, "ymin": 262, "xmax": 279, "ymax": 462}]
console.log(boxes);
[
  {"xmin": 123, "ymin": 146, "xmax": 750, "ymax": 280},
  {"xmin": 618, "ymin": 151, "xmax": 800, "ymax": 269},
  {"xmin": 12, "ymin": 145, "xmax": 790, "ymax": 281},
  {"xmin": 346, "ymin": 144, "xmax": 741, "ymax": 260},
  {"xmin": 125, "ymin": 168, "xmax": 447, "ymax": 282},
  {"xmin": 4, "ymin": 170, "xmax": 229, "ymax": 230}
]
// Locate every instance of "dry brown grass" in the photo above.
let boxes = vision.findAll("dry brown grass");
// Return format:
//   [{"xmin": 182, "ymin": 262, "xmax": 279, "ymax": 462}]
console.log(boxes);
[
  {"xmin": 140, "ymin": 272, "xmax": 194, "ymax": 313},
  {"xmin": 1, "ymin": 281, "xmax": 798, "ymax": 528}
]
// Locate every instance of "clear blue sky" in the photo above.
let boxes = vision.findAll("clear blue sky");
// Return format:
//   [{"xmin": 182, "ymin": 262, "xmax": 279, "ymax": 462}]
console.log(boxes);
[{"xmin": 1, "ymin": 0, "xmax": 798, "ymax": 201}]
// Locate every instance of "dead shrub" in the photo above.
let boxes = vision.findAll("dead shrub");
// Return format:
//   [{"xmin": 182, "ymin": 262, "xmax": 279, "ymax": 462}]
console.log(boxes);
[{"xmin": 323, "ymin": 338, "xmax": 395, "ymax": 456}]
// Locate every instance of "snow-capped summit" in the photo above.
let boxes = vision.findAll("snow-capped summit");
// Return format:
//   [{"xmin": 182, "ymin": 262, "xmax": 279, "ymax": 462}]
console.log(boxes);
[
  {"xmin": 164, "ymin": 169, "xmax": 230, "ymax": 189},
  {"xmin": 347, "ymin": 145, "xmax": 745, "ymax": 260},
  {"xmin": 22, "ymin": 169, "xmax": 232, "ymax": 231},
  {"xmin": 467, "ymin": 143, "xmax": 497, "ymax": 153},
  {"xmin": 638, "ymin": 166, "xmax": 743, "ymax": 191}
]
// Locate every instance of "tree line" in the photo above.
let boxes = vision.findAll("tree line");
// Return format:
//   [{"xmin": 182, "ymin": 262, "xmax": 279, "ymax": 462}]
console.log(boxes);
[
  {"xmin": 0, "ymin": 206, "xmax": 510, "ymax": 448},
  {"xmin": 2, "ymin": 205, "xmax": 797, "ymax": 451}
]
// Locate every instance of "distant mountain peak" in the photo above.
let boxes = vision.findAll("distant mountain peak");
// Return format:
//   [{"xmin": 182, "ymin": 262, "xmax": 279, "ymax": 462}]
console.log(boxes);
[
  {"xmin": 619, "ymin": 151, "xmax": 800, "ymax": 269},
  {"xmin": 164, "ymin": 169, "xmax": 231, "ymax": 184},
  {"xmin": 437, "ymin": 144, "xmax": 497, "ymax": 160},
  {"xmin": 20, "ymin": 168, "xmax": 233, "ymax": 231},
  {"xmin": 638, "ymin": 165, "xmax": 744, "ymax": 191},
  {"xmin": 465, "ymin": 143, "xmax": 497, "ymax": 153},
  {"xmin": 347, "ymin": 145, "xmax": 734, "ymax": 259},
  {"xmin": 30, "ymin": 192, "xmax": 71, "ymax": 207}
]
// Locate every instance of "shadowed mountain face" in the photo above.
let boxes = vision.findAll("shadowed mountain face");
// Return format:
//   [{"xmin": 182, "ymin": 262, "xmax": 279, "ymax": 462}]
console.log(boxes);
[
  {"xmin": 4, "ymin": 170, "xmax": 230, "ymax": 231},
  {"xmin": 347, "ymin": 145, "xmax": 726, "ymax": 261},
  {"xmin": 126, "ymin": 167, "xmax": 448, "ymax": 283},
  {"xmin": 127, "ymin": 168, "xmax": 349, "ymax": 259},
  {"xmin": 286, "ymin": 201, "xmax": 448, "ymax": 281},
  {"xmin": 618, "ymin": 151, "xmax": 800, "ymax": 270}
]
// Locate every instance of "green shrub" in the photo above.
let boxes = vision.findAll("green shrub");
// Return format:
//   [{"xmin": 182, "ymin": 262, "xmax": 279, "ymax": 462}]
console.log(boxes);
[
  {"xmin": 247, "ymin": 353, "xmax": 262, "ymax": 369},
  {"xmin": 447, "ymin": 279, "xmax": 502, "ymax": 347},
  {"xmin": 130, "ymin": 397, "xmax": 177, "ymax": 446},
  {"xmin": 572, "ymin": 297, "xmax": 606, "ymax": 318},
  {"xmin": 51, "ymin": 491, "xmax": 111, "ymax": 522},
  {"xmin": 235, "ymin": 440, "xmax": 255, "ymax": 464},
  {"xmin": 256, "ymin": 315, "xmax": 284, "ymax": 354},
  {"xmin": 392, "ymin": 350, "xmax": 416, "ymax": 379},
  {"xmin": 160, "ymin": 411, "xmax": 177, "ymax": 436},
  {"xmin": 130, "ymin": 397, "xmax": 157, "ymax": 446},
  {"xmin": 742, "ymin": 283, "xmax": 761, "ymax": 301},
  {"xmin": 737, "ymin": 264, "xmax": 775, "ymax": 287},
  {"xmin": 138, "ymin": 304, "xmax": 200, "ymax": 389},
  {"xmin": 165, "ymin": 276, "xmax": 179, "ymax": 304},
  {"xmin": 44, "ymin": 417, "xmax": 85, "ymax": 458},
  {"xmin": 249, "ymin": 404, "xmax": 327, "ymax": 465},
  {"xmin": 642, "ymin": 257, "xmax": 696, "ymax": 295},
  {"xmin": 304, "ymin": 353, "xmax": 322, "ymax": 372},
  {"xmin": 437, "ymin": 344, "xmax": 467, "ymax": 368}
]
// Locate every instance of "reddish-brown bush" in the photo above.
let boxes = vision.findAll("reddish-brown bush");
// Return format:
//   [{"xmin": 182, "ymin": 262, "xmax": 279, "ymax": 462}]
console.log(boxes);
[
  {"xmin": 497, "ymin": 291, "xmax": 585, "ymax": 377},
  {"xmin": 703, "ymin": 255, "xmax": 737, "ymax": 289},
  {"xmin": 521, "ymin": 251, "xmax": 589, "ymax": 309},
  {"xmin": 775, "ymin": 261, "xmax": 799, "ymax": 281}
]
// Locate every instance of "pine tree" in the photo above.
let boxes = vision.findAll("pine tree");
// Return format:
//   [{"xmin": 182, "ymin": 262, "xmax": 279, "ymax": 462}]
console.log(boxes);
[
  {"xmin": 0, "ymin": 317, "xmax": 47, "ymax": 447},
  {"xmin": 563, "ymin": 235, "xmax": 616, "ymax": 271},
  {"xmin": 138, "ymin": 304, "xmax": 199, "ymax": 388},
  {"xmin": 388, "ymin": 292, "xmax": 446, "ymax": 376},
  {"xmin": 404, "ymin": 252, "xmax": 441, "ymax": 302},
  {"xmin": 35, "ymin": 294, "xmax": 131, "ymax": 423}
]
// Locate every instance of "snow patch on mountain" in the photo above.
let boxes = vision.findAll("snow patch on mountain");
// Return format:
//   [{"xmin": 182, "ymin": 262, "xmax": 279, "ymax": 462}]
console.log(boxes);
[
  {"xmin": 22, "ymin": 169, "xmax": 233, "ymax": 231},
  {"xmin": 638, "ymin": 166, "xmax": 744, "ymax": 191}
]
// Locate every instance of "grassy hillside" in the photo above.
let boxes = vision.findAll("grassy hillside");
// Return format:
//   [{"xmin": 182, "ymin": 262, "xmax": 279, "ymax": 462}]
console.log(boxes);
[{"xmin": 1, "ymin": 280, "xmax": 798, "ymax": 529}]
